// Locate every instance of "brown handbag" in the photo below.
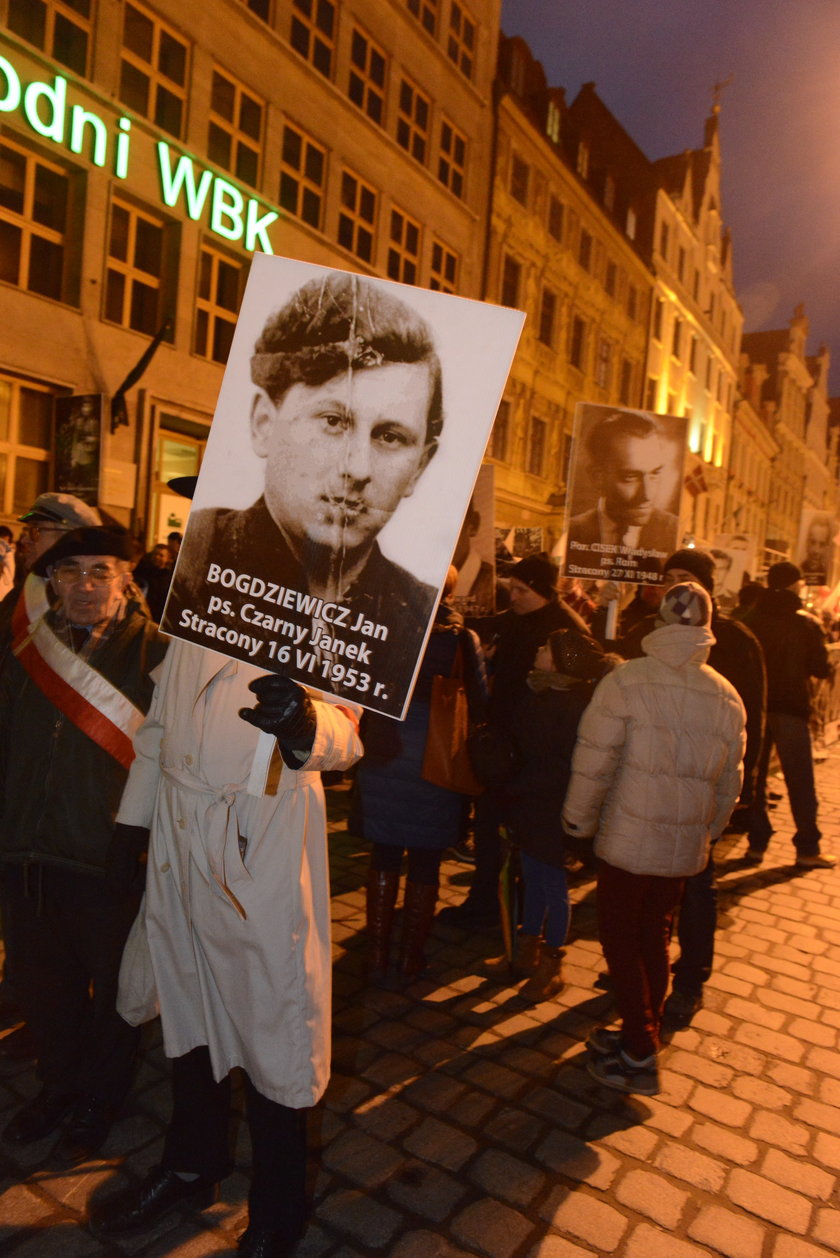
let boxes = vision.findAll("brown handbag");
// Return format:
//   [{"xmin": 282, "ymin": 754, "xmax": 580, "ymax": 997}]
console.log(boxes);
[{"xmin": 421, "ymin": 636, "xmax": 485, "ymax": 796}]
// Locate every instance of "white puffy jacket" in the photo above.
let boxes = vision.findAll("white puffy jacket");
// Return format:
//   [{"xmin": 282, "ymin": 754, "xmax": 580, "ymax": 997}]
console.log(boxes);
[{"xmin": 562, "ymin": 623, "xmax": 746, "ymax": 878}]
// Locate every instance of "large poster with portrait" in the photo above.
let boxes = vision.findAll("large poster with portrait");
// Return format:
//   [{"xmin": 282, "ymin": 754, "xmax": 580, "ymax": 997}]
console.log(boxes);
[
  {"xmin": 162, "ymin": 256, "xmax": 525, "ymax": 718},
  {"xmin": 562, "ymin": 403, "xmax": 689, "ymax": 584},
  {"xmin": 797, "ymin": 509, "xmax": 837, "ymax": 587},
  {"xmin": 54, "ymin": 394, "xmax": 103, "ymax": 504}
]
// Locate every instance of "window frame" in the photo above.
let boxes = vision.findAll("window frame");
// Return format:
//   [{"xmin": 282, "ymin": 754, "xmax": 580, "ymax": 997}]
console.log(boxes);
[
  {"xmin": 290, "ymin": 0, "xmax": 335, "ymax": 78},
  {"xmin": 119, "ymin": 0, "xmax": 189, "ymax": 140},
  {"xmin": 193, "ymin": 241, "xmax": 245, "ymax": 365},
  {"xmin": 207, "ymin": 65, "xmax": 264, "ymax": 188},
  {"xmin": 348, "ymin": 26, "xmax": 387, "ymax": 126},
  {"xmin": 387, "ymin": 206, "xmax": 421, "ymax": 285},
  {"xmin": 430, "ymin": 238, "xmax": 458, "ymax": 293},
  {"xmin": 7, "ymin": 0, "xmax": 92, "ymax": 76},
  {"xmin": 438, "ymin": 118, "xmax": 466, "ymax": 199},
  {"xmin": 447, "ymin": 1, "xmax": 476, "ymax": 80},
  {"xmin": 103, "ymin": 195, "xmax": 170, "ymax": 338},
  {"xmin": 278, "ymin": 121, "xmax": 326, "ymax": 229},
  {"xmin": 0, "ymin": 137, "xmax": 74, "ymax": 305},
  {"xmin": 337, "ymin": 168, "xmax": 377, "ymax": 264}
]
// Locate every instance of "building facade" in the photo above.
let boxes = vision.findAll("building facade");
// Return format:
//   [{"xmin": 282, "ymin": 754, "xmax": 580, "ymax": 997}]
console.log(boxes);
[{"xmin": 0, "ymin": 0, "xmax": 498, "ymax": 540}]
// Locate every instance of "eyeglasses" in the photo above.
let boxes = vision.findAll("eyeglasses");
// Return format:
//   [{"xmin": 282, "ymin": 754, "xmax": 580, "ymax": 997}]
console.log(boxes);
[{"xmin": 52, "ymin": 563, "xmax": 121, "ymax": 586}]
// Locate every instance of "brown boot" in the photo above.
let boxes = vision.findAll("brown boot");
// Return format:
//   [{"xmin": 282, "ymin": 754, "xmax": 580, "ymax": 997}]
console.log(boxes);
[
  {"xmin": 397, "ymin": 881, "xmax": 439, "ymax": 982},
  {"xmin": 482, "ymin": 931, "xmax": 542, "ymax": 981},
  {"xmin": 520, "ymin": 944, "xmax": 564, "ymax": 1003},
  {"xmin": 365, "ymin": 868, "xmax": 400, "ymax": 981}
]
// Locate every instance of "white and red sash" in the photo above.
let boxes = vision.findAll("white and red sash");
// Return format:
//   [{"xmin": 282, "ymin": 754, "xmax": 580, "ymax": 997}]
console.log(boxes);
[{"xmin": 11, "ymin": 575, "xmax": 143, "ymax": 769}]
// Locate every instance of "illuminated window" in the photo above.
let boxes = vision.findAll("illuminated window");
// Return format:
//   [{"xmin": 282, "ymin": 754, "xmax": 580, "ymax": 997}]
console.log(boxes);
[
  {"xmin": 0, "ymin": 140, "xmax": 72, "ymax": 303},
  {"xmin": 0, "ymin": 374, "xmax": 55, "ymax": 516},
  {"xmin": 510, "ymin": 154, "xmax": 529, "ymax": 206},
  {"xmin": 527, "ymin": 417, "xmax": 546, "ymax": 476},
  {"xmin": 407, "ymin": 0, "xmax": 437, "ymax": 35},
  {"xmin": 347, "ymin": 28, "xmax": 387, "ymax": 126},
  {"xmin": 546, "ymin": 99, "xmax": 561, "ymax": 144},
  {"xmin": 104, "ymin": 198, "xmax": 170, "ymax": 337},
  {"xmin": 603, "ymin": 174, "xmax": 615, "ymax": 211},
  {"xmin": 387, "ymin": 208, "xmax": 420, "ymax": 284},
  {"xmin": 626, "ymin": 205, "xmax": 637, "ymax": 239},
  {"xmin": 119, "ymin": 2, "xmax": 188, "ymax": 139},
  {"xmin": 290, "ymin": 0, "xmax": 335, "ymax": 78},
  {"xmin": 194, "ymin": 245, "xmax": 243, "ymax": 365},
  {"xmin": 489, "ymin": 399, "xmax": 510, "ymax": 462},
  {"xmin": 396, "ymin": 79, "xmax": 430, "ymax": 164},
  {"xmin": 338, "ymin": 170, "xmax": 377, "ymax": 263},
  {"xmin": 208, "ymin": 69, "xmax": 263, "ymax": 187},
  {"xmin": 279, "ymin": 124, "xmax": 325, "ymax": 229},
  {"xmin": 547, "ymin": 196, "xmax": 564, "ymax": 243},
  {"xmin": 447, "ymin": 2, "xmax": 476, "ymax": 79},
  {"xmin": 8, "ymin": 0, "xmax": 91, "ymax": 76},
  {"xmin": 595, "ymin": 337, "xmax": 612, "ymax": 390},
  {"xmin": 438, "ymin": 119, "xmax": 466, "ymax": 198},
  {"xmin": 501, "ymin": 255, "xmax": 520, "ymax": 308},
  {"xmin": 568, "ymin": 315, "xmax": 586, "ymax": 370},
  {"xmin": 576, "ymin": 141, "xmax": 589, "ymax": 179},
  {"xmin": 430, "ymin": 239, "xmax": 458, "ymax": 292},
  {"xmin": 538, "ymin": 288, "xmax": 557, "ymax": 347}
]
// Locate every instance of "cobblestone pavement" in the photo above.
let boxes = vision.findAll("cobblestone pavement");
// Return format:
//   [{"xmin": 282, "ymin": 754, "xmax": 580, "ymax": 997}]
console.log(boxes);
[{"xmin": 1, "ymin": 745, "xmax": 839, "ymax": 1258}]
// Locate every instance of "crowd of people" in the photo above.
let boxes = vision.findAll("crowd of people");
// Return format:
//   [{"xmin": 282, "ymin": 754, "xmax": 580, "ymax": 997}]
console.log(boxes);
[{"xmin": 0, "ymin": 484, "xmax": 836, "ymax": 1255}]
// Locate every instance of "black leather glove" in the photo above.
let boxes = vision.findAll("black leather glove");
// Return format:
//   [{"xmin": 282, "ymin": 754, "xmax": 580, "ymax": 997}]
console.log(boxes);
[
  {"xmin": 105, "ymin": 823, "xmax": 150, "ymax": 896},
  {"xmin": 239, "ymin": 674, "xmax": 317, "ymax": 766}
]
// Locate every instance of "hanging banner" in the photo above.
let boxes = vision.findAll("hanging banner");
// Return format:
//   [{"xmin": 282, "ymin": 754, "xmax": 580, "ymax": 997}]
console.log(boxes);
[
  {"xmin": 563, "ymin": 403, "xmax": 689, "ymax": 584},
  {"xmin": 162, "ymin": 255, "xmax": 524, "ymax": 719}
]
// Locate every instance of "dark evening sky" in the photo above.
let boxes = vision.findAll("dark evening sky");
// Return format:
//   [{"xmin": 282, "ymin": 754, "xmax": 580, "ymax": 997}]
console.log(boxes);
[{"xmin": 500, "ymin": 0, "xmax": 840, "ymax": 391}]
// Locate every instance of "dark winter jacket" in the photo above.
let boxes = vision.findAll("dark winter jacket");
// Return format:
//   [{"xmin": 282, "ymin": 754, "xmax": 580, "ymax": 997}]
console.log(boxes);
[
  {"xmin": 0, "ymin": 607, "xmax": 167, "ymax": 876},
  {"xmin": 743, "ymin": 588, "xmax": 830, "ymax": 719},
  {"xmin": 358, "ymin": 603, "xmax": 487, "ymax": 850}
]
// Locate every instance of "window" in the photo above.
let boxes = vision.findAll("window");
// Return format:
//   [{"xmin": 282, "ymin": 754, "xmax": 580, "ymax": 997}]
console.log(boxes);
[
  {"xmin": 604, "ymin": 260, "xmax": 617, "ymax": 297},
  {"xmin": 387, "ymin": 208, "xmax": 420, "ymax": 284},
  {"xmin": 688, "ymin": 335, "xmax": 698, "ymax": 375},
  {"xmin": 692, "ymin": 269, "xmax": 700, "ymax": 301},
  {"xmin": 447, "ymin": 2, "xmax": 476, "ymax": 80},
  {"xmin": 547, "ymin": 195, "xmax": 564, "ymax": 243},
  {"xmin": 645, "ymin": 377, "xmax": 657, "ymax": 411},
  {"xmin": 653, "ymin": 296, "xmax": 664, "ymax": 341},
  {"xmin": 438, "ymin": 120, "xmax": 466, "ymax": 198},
  {"xmin": 527, "ymin": 417, "xmax": 546, "ymax": 477},
  {"xmin": 290, "ymin": 0, "xmax": 335, "ymax": 78},
  {"xmin": 349, "ymin": 28, "xmax": 386, "ymax": 125},
  {"xmin": 677, "ymin": 246, "xmax": 686, "ymax": 283},
  {"xmin": 546, "ymin": 99, "xmax": 561, "ymax": 144},
  {"xmin": 119, "ymin": 2, "xmax": 188, "ymax": 139},
  {"xmin": 0, "ymin": 140, "xmax": 72, "ymax": 303},
  {"xmin": 568, "ymin": 315, "xmax": 586, "ymax": 370},
  {"xmin": 627, "ymin": 284, "xmax": 638, "ymax": 322},
  {"xmin": 576, "ymin": 141, "xmax": 589, "ymax": 179},
  {"xmin": 8, "ymin": 0, "xmax": 91, "ymax": 76},
  {"xmin": 338, "ymin": 170, "xmax": 376, "ymax": 263},
  {"xmin": 279, "ymin": 124, "xmax": 325, "ymax": 229},
  {"xmin": 578, "ymin": 229, "xmax": 592, "ymax": 271},
  {"xmin": 595, "ymin": 337, "xmax": 612, "ymax": 390},
  {"xmin": 489, "ymin": 399, "xmax": 510, "ymax": 462},
  {"xmin": 619, "ymin": 358, "xmax": 633, "ymax": 406},
  {"xmin": 397, "ymin": 79, "xmax": 430, "ymax": 164},
  {"xmin": 659, "ymin": 221, "xmax": 670, "ymax": 259},
  {"xmin": 407, "ymin": 0, "xmax": 437, "ymax": 36},
  {"xmin": 538, "ymin": 288, "xmax": 557, "ymax": 347},
  {"xmin": 0, "ymin": 374, "xmax": 56, "ymax": 516},
  {"xmin": 671, "ymin": 317, "xmax": 682, "ymax": 360},
  {"xmin": 510, "ymin": 154, "xmax": 529, "ymax": 206},
  {"xmin": 105, "ymin": 198, "xmax": 169, "ymax": 336},
  {"xmin": 603, "ymin": 174, "xmax": 615, "ymax": 212},
  {"xmin": 208, "ymin": 69, "xmax": 263, "ymax": 187},
  {"xmin": 194, "ymin": 245, "xmax": 243, "ymax": 364},
  {"xmin": 500, "ymin": 255, "xmax": 521, "ymax": 308},
  {"xmin": 430, "ymin": 239, "xmax": 458, "ymax": 292},
  {"xmin": 239, "ymin": 0, "xmax": 270, "ymax": 18},
  {"xmin": 626, "ymin": 206, "xmax": 637, "ymax": 239}
]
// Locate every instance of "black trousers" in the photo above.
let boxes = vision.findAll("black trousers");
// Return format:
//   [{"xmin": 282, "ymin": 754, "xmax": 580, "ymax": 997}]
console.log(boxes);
[
  {"xmin": 162, "ymin": 1046, "xmax": 309, "ymax": 1236},
  {"xmin": 0, "ymin": 863, "xmax": 141, "ymax": 1105}
]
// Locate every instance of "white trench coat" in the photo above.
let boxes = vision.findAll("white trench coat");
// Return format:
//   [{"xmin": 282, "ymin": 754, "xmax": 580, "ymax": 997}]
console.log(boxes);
[{"xmin": 116, "ymin": 639, "xmax": 362, "ymax": 1107}]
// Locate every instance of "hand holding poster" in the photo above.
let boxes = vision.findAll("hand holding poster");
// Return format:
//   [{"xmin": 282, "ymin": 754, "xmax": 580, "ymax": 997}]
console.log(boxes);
[
  {"xmin": 162, "ymin": 257, "xmax": 524, "ymax": 718},
  {"xmin": 563, "ymin": 403, "xmax": 689, "ymax": 584}
]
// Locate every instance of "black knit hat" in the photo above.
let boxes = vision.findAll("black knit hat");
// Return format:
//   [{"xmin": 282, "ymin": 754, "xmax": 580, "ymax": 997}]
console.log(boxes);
[
  {"xmin": 33, "ymin": 526, "xmax": 134, "ymax": 576},
  {"xmin": 767, "ymin": 561, "xmax": 802, "ymax": 590},
  {"xmin": 512, "ymin": 552, "xmax": 557, "ymax": 600},
  {"xmin": 548, "ymin": 629, "xmax": 609, "ymax": 680},
  {"xmin": 663, "ymin": 548, "xmax": 715, "ymax": 594}
]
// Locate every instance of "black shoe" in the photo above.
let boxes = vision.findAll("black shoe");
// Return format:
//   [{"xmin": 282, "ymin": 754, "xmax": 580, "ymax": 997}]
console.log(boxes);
[
  {"xmin": 90, "ymin": 1166, "xmax": 219, "ymax": 1235},
  {"xmin": 238, "ymin": 1224, "xmax": 303, "ymax": 1257},
  {"xmin": 0, "ymin": 1023, "xmax": 37, "ymax": 1061},
  {"xmin": 52, "ymin": 1098, "xmax": 115, "ymax": 1164},
  {"xmin": 662, "ymin": 988, "xmax": 703, "ymax": 1030},
  {"xmin": 436, "ymin": 898, "xmax": 498, "ymax": 928},
  {"xmin": 3, "ymin": 1088, "xmax": 76, "ymax": 1145}
]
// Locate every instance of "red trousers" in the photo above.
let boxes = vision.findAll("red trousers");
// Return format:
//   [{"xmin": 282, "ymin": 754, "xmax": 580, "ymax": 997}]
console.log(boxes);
[{"xmin": 596, "ymin": 859, "xmax": 685, "ymax": 1059}]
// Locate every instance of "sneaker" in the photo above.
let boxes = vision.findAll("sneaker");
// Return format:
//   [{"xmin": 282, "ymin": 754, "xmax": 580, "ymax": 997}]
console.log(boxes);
[
  {"xmin": 586, "ymin": 1026, "xmax": 623, "ymax": 1057},
  {"xmin": 587, "ymin": 1049, "xmax": 660, "ymax": 1096},
  {"xmin": 795, "ymin": 851, "xmax": 837, "ymax": 869},
  {"xmin": 662, "ymin": 988, "xmax": 703, "ymax": 1030}
]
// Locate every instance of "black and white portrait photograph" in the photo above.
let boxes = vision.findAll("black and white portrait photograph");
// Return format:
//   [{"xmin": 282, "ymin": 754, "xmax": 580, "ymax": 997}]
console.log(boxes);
[
  {"xmin": 563, "ymin": 403, "xmax": 689, "ymax": 584},
  {"xmin": 54, "ymin": 394, "xmax": 103, "ymax": 504},
  {"xmin": 163, "ymin": 256, "xmax": 524, "ymax": 718}
]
